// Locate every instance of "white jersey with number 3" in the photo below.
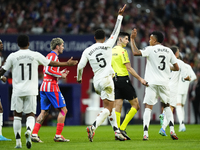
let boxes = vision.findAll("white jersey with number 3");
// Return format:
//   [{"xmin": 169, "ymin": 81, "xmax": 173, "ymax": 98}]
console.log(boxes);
[
  {"xmin": 77, "ymin": 15, "xmax": 123, "ymax": 81},
  {"xmin": 2, "ymin": 49, "xmax": 50, "ymax": 96},
  {"xmin": 140, "ymin": 44, "xmax": 177, "ymax": 86}
]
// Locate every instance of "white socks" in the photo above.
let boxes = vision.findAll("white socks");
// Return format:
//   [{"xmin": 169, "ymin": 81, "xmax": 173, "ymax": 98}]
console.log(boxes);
[
  {"xmin": 108, "ymin": 108, "xmax": 120, "ymax": 133},
  {"xmin": 92, "ymin": 108, "xmax": 110, "ymax": 131},
  {"xmin": 164, "ymin": 107, "xmax": 175, "ymax": 133},
  {"xmin": 143, "ymin": 108, "xmax": 152, "ymax": 137},
  {"xmin": 0, "ymin": 113, "xmax": 2, "ymax": 136},
  {"xmin": 13, "ymin": 116, "xmax": 22, "ymax": 145},
  {"xmin": 162, "ymin": 114, "xmax": 168, "ymax": 130},
  {"xmin": 176, "ymin": 105, "xmax": 183, "ymax": 125},
  {"xmin": 26, "ymin": 116, "xmax": 35, "ymax": 132}
]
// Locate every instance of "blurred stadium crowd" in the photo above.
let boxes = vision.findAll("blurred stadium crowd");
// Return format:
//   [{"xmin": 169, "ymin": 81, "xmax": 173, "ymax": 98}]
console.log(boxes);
[{"xmin": 0, "ymin": 0, "xmax": 200, "ymax": 71}]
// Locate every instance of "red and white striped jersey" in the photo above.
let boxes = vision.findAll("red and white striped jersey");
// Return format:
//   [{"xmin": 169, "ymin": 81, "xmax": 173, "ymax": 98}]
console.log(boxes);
[{"xmin": 40, "ymin": 51, "xmax": 62, "ymax": 92}]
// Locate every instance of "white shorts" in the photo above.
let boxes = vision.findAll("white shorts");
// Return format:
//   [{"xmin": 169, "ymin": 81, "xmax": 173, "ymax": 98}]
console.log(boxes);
[
  {"xmin": 169, "ymin": 92, "xmax": 177, "ymax": 107},
  {"xmin": 93, "ymin": 75, "xmax": 114, "ymax": 101},
  {"xmin": 11, "ymin": 95, "xmax": 37, "ymax": 114},
  {"xmin": 143, "ymin": 84, "xmax": 170, "ymax": 105},
  {"xmin": 177, "ymin": 94, "xmax": 187, "ymax": 105}
]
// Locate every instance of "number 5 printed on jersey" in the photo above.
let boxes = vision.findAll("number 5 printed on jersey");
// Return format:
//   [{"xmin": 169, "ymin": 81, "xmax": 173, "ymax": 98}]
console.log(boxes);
[{"xmin": 96, "ymin": 53, "xmax": 106, "ymax": 68}]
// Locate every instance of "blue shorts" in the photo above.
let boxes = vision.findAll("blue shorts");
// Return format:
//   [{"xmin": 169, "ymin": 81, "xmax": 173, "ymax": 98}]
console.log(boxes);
[{"xmin": 40, "ymin": 91, "xmax": 66, "ymax": 110}]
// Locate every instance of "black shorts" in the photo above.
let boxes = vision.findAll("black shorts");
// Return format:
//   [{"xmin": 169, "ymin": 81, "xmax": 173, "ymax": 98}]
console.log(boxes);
[{"xmin": 113, "ymin": 76, "xmax": 137, "ymax": 100}]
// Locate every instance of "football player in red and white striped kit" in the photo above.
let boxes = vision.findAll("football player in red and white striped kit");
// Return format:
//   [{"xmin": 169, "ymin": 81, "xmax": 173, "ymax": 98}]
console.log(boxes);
[{"xmin": 31, "ymin": 37, "xmax": 77, "ymax": 143}]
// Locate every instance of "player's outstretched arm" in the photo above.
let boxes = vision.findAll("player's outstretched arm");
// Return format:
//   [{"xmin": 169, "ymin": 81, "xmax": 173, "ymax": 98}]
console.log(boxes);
[
  {"xmin": 118, "ymin": 4, "xmax": 126, "ymax": 16},
  {"xmin": 66, "ymin": 57, "xmax": 78, "ymax": 66},
  {"xmin": 130, "ymin": 29, "xmax": 142, "ymax": 56},
  {"xmin": 106, "ymin": 4, "xmax": 126, "ymax": 47},
  {"xmin": 49, "ymin": 57, "xmax": 78, "ymax": 67}
]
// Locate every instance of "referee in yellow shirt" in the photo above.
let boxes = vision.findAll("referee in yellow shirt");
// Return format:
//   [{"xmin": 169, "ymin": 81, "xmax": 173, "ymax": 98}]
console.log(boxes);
[{"xmin": 112, "ymin": 32, "xmax": 148, "ymax": 140}]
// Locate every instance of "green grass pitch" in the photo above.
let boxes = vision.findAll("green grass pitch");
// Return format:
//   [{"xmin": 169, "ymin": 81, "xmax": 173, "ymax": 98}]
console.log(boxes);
[{"xmin": 0, "ymin": 124, "xmax": 200, "ymax": 150}]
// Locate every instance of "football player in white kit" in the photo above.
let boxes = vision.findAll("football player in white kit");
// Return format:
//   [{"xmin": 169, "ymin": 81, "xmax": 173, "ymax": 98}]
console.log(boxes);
[
  {"xmin": 0, "ymin": 39, "xmax": 11, "ymax": 141},
  {"xmin": 176, "ymin": 57, "xmax": 197, "ymax": 132},
  {"xmin": 77, "ymin": 5, "xmax": 126, "ymax": 142},
  {"xmin": 130, "ymin": 29, "xmax": 179, "ymax": 140},
  {"xmin": 0, "ymin": 35, "xmax": 77, "ymax": 148},
  {"xmin": 158, "ymin": 46, "xmax": 190, "ymax": 136}
]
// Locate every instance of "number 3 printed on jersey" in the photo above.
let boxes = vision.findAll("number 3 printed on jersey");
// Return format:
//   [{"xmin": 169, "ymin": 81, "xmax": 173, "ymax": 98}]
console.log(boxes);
[
  {"xmin": 96, "ymin": 53, "xmax": 106, "ymax": 68},
  {"xmin": 158, "ymin": 55, "xmax": 166, "ymax": 70}
]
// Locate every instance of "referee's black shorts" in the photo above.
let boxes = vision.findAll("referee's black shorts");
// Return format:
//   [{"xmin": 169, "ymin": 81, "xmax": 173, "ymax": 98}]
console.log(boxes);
[{"xmin": 113, "ymin": 76, "xmax": 137, "ymax": 100}]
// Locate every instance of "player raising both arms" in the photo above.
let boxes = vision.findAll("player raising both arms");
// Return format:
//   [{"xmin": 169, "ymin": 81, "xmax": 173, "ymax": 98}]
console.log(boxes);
[{"xmin": 77, "ymin": 4, "xmax": 126, "ymax": 142}]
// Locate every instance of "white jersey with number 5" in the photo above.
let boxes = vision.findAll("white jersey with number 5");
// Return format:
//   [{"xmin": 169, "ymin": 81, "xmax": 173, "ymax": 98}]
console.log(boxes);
[
  {"xmin": 2, "ymin": 49, "xmax": 50, "ymax": 96},
  {"xmin": 140, "ymin": 44, "xmax": 177, "ymax": 86},
  {"xmin": 77, "ymin": 15, "xmax": 123, "ymax": 81}
]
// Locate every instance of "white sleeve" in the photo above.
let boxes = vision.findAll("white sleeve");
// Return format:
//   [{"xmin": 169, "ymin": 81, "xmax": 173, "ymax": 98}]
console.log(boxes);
[
  {"xmin": 140, "ymin": 46, "xmax": 151, "ymax": 57},
  {"xmin": 188, "ymin": 65, "xmax": 197, "ymax": 82},
  {"xmin": 170, "ymin": 52, "xmax": 177, "ymax": 65},
  {"xmin": 105, "ymin": 15, "xmax": 123, "ymax": 48},
  {"xmin": 77, "ymin": 51, "xmax": 88, "ymax": 81},
  {"xmin": 179, "ymin": 61, "xmax": 188, "ymax": 78},
  {"xmin": 2, "ymin": 54, "xmax": 13, "ymax": 71},
  {"xmin": 36, "ymin": 52, "xmax": 51, "ymax": 66}
]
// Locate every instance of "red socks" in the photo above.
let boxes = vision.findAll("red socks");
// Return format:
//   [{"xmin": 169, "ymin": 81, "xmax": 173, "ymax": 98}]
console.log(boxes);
[
  {"xmin": 56, "ymin": 123, "xmax": 64, "ymax": 135},
  {"xmin": 32, "ymin": 123, "xmax": 41, "ymax": 134}
]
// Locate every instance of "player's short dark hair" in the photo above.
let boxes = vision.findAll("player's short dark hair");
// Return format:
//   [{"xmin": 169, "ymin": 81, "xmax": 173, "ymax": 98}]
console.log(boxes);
[
  {"xmin": 170, "ymin": 45, "xmax": 179, "ymax": 55},
  {"xmin": 118, "ymin": 32, "xmax": 130, "ymax": 40},
  {"xmin": 17, "ymin": 34, "xmax": 29, "ymax": 48},
  {"xmin": 94, "ymin": 29, "xmax": 105, "ymax": 40},
  {"xmin": 151, "ymin": 31, "xmax": 164, "ymax": 43}
]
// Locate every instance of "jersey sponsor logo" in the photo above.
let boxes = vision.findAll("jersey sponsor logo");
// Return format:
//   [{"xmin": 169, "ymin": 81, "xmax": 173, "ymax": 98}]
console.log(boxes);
[{"xmin": 110, "ymin": 36, "xmax": 114, "ymax": 39}]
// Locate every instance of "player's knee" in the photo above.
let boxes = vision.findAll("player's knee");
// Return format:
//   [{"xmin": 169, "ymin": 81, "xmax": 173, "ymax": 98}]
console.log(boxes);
[
  {"xmin": 44, "ymin": 110, "xmax": 49, "ymax": 116},
  {"xmin": 60, "ymin": 108, "xmax": 67, "ymax": 116}
]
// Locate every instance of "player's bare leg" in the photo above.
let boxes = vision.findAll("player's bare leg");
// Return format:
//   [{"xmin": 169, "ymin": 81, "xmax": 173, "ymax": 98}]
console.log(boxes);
[{"xmin": 31, "ymin": 110, "xmax": 49, "ymax": 143}]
